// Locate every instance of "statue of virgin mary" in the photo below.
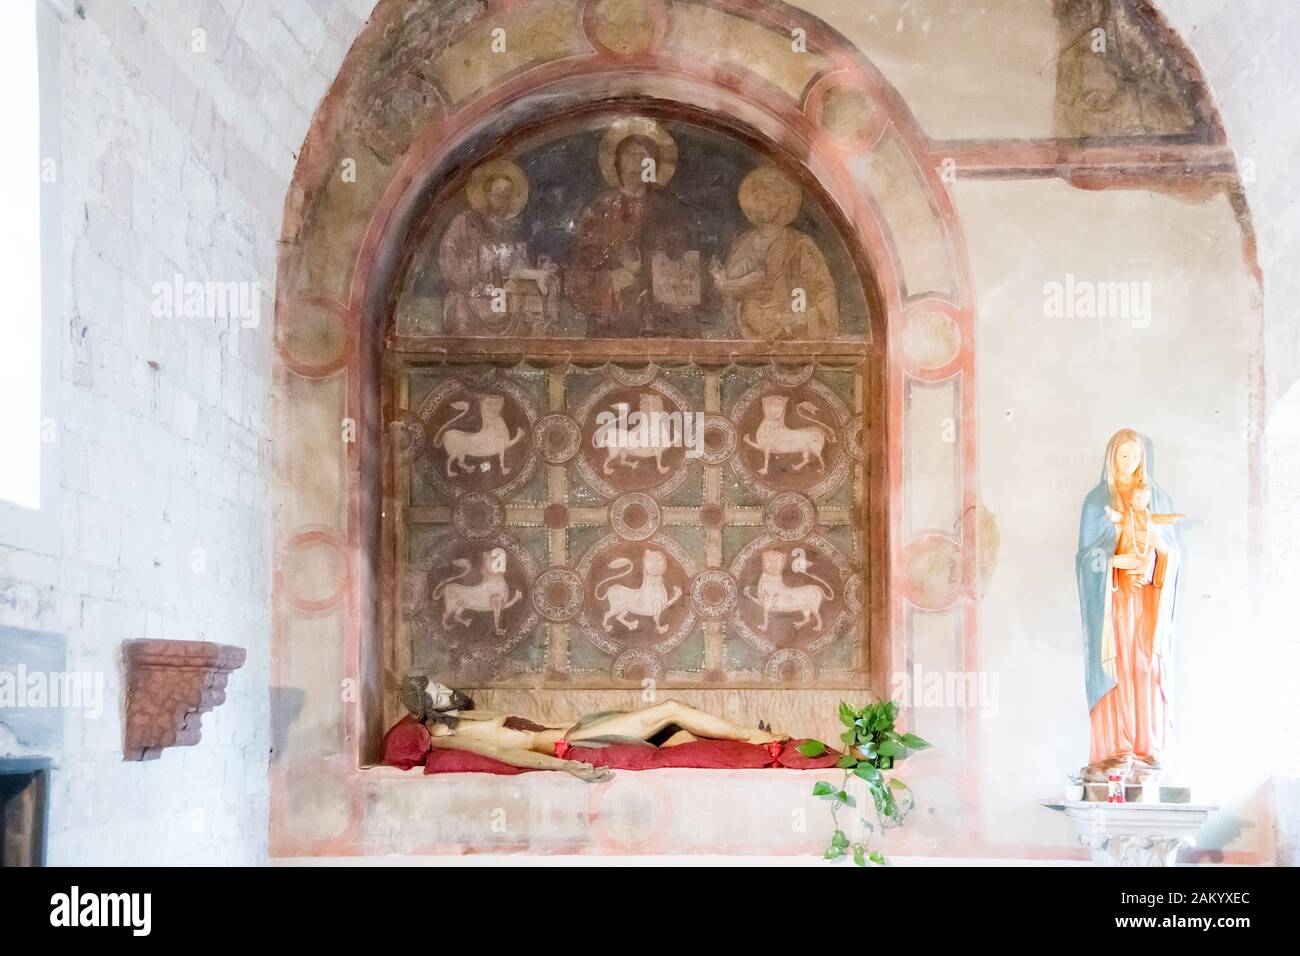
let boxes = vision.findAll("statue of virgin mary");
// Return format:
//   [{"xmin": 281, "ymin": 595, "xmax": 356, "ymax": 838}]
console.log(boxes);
[{"xmin": 1075, "ymin": 428, "xmax": 1184, "ymax": 780}]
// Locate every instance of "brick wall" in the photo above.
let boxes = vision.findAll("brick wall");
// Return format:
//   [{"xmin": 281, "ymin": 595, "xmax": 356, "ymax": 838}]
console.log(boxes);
[{"xmin": 0, "ymin": 0, "xmax": 375, "ymax": 865}]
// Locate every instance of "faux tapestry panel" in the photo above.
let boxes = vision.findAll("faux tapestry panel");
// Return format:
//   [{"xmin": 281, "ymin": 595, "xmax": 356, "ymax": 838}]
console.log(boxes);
[{"xmin": 390, "ymin": 361, "xmax": 873, "ymax": 688}]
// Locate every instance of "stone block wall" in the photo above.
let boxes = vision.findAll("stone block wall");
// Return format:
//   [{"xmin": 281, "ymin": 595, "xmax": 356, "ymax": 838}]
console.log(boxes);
[{"xmin": 0, "ymin": 0, "xmax": 376, "ymax": 866}]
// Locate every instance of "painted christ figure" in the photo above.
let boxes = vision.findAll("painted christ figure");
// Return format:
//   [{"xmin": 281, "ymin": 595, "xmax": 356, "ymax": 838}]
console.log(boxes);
[
  {"xmin": 565, "ymin": 118, "xmax": 702, "ymax": 338},
  {"xmin": 438, "ymin": 158, "xmax": 558, "ymax": 336}
]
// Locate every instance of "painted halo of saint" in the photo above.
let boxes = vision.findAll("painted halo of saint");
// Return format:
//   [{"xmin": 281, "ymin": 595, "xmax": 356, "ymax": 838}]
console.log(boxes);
[
  {"xmin": 738, "ymin": 164, "xmax": 802, "ymax": 227},
  {"xmin": 438, "ymin": 157, "xmax": 558, "ymax": 336},
  {"xmin": 596, "ymin": 116, "xmax": 679, "ymax": 188},
  {"xmin": 711, "ymin": 164, "xmax": 839, "ymax": 341},
  {"xmin": 465, "ymin": 157, "xmax": 530, "ymax": 219}
]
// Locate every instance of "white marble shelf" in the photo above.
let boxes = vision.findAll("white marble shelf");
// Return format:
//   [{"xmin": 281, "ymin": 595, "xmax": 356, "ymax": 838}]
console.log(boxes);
[
  {"xmin": 1041, "ymin": 799, "xmax": 1219, "ymax": 866},
  {"xmin": 1041, "ymin": 799, "xmax": 1218, "ymax": 812}
]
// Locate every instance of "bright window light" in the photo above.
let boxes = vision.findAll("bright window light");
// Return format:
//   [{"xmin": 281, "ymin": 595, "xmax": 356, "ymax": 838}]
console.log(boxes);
[{"xmin": 0, "ymin": 1, "xmax": 43, "ymax": 509}]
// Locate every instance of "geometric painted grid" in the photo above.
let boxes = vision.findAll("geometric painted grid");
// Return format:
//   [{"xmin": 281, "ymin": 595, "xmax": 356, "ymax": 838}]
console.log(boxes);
[{"xmin": 391, "ymin": 361, "xmax": 871, "ymax": 688}]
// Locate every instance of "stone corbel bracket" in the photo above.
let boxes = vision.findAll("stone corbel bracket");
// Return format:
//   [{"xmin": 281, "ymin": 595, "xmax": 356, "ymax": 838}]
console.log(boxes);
[{"xmin": 123, "ymin": 640, "xmax": 247, "ymax": 760}]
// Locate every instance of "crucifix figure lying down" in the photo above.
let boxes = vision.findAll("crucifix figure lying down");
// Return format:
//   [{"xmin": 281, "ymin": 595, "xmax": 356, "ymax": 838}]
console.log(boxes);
[{"xmin": 402, "ymin": 677, "xmax": 790, "ymax": 782}]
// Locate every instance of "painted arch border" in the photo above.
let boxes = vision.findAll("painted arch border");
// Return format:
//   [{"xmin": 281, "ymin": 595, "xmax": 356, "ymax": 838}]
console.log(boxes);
[{"xmin": 270, "ymin": 0, "xmax": 978, "ymax": 857}]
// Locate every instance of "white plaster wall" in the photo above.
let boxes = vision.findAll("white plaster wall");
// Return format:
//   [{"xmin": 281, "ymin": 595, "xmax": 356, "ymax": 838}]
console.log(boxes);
[
  {"xmin": 1160, "ymin": 0, "xmax": 1300, "ymax": 409},
  {"xmin": 958, "ymin": 178, "xmax": 1264, "ymax": 856},
  {"xmin": 0, "ymin": 0, "xmax": 376, "ymax": 865},
  {"xmin": 797, "ymin": 0, "xmax": 1060, "ymax": 140},
  {"xmin": 1157, "ymin": 0, "xmax": 1300, "ymax": 864}
]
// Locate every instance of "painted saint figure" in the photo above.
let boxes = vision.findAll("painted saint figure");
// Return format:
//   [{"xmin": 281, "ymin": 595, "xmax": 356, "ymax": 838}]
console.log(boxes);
[
  {"xmin": 711, "ymin": 165, "xmax": 839, "ymax": 341},
  {"xmin": 565, "ymin": 118, "xmax": 701, "ymax": 338},
  {"xmin": 438, "ymin": 158, "xmax": 559, "ymax": 336},
  {"xmin": 1075, "ymin": 429, "xmax": 1183, "ymax": 781}
]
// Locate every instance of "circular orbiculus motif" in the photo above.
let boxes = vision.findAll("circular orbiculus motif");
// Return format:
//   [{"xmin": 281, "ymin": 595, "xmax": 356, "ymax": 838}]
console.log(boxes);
[
  {"xmin": 282, "ymin": 532, "xmax": 348, "ymax": 612},
  {"xmin": 390, "ymin": 415, "xmax": 426, "ymax": 463},
  {"xmin": 612, "ymin": 648, "xmax": 663, "ymax": 683},
  {"xmin": 609, "ymin": 363, "xmax": 661, "ymax": 387},
  {"xmin": 765, "ymin": 362, "xmax": 816, "ymax": 387},
  {"xmin": 695, "ymin": 414, "xmax": 737, "ymax": 465},
  {"xmin": 588, "ymin": 0, "xmax": 666, "ymax": 57},
  {"xmin": 817, "ymin": 85, "xmax": 887, "ymax": 153},
  {"xmin": 423, "ymin": 536, "xmax": 539, "ymax": 655},
  {"xmin": 399, "ymin": 571, "xmax": 426, "ymax": 616},
  {"xmin": 585, "ymin": 770, "xmax": 674, "ymax": 852},
  {"xmin": 689, "ymin": 569, "xmax": 739, "ymax": 621},
  {"xmin": 764, "ymin": 492, "xmax": 817, "ymax": 541},
  {"xmin": 610, "ymin": 493, "xmax": 661, "ymax": 541},
  {"xmin": 902, "ymin": 307, "xmax": 962, "ymax": 371},
  {"xmin": 277, "ymin": 297, "xmax": 348, "ymax": 375},
  {"xmin": 730, "ymin": 378, "xmax": 850, "ymax": 500},
  {"xmin": 730, "ymin": 533, "xmax": 852, "ymax": 655},
  {"xmin": 764, "ymin": 647, "xmax": 814, "ymax": 682},
  {"xmin": 417, "ymin": 378, "xmax": 537, "ymax": 499},
  {"xmin": 531, "ymin": 567, "xmax": 583, "ymax": 623},
  {"xmin": 456, "ymin": 365, "xmax": 503, "ymax": 387},
  {"xmin": 452, "ymin": 491, "xmax": 505, "ymax": 540},
  {"xmin": 900, "ymin": 534, "xmax": 964, "ymax": 611},
  {"xmin": 576, "ymin": 377, "xmax": 693, "ymax": 499},
  {"xmin": 844, "ymin": 573, "xmax": 864, "ymax": 614},
  {"xmin": 361, "ymin": 73, "xmax": 443, "ymax": 163},
  {"xmin": 845, "ymin": 414, "xmax": 866, "ymax": 462},
  {"xmin": 533, "ymin": 413, "xmax": 581, "ymax": 464},
  {"xmin": 576, "ymin": 533, "xmax": 697, "ymax": 655},
  {"xmin": 544, "ymin": 503, "xmax": 569, "ymax": 529}
]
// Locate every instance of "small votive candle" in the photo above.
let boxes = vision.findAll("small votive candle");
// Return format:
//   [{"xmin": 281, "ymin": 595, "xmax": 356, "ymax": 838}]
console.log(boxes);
[{"xmin": 1107, "ymin": 772, "xmax": 1125, "ymax": 803}]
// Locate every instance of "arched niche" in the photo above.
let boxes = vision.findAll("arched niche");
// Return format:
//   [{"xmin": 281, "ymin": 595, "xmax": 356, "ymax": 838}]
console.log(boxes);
[
  {"xmin": 376, "ymin": 100, "xmax": 887, "ymax": 729},
  {"xmin": 271, "ymin": 0, "xmax": 976, "ymax": 856}
]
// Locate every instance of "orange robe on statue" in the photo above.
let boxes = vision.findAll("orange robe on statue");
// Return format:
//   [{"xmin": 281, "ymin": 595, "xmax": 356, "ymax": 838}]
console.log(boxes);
[{"xmin": 1088, "ymin": 566, "xmax": 1167, "ymax": 766}]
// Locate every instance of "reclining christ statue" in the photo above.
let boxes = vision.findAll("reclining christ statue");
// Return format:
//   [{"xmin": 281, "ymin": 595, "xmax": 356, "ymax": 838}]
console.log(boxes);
[{"xmin": 402, "ymin": 677, "xmax": 789, "ymax": 782}]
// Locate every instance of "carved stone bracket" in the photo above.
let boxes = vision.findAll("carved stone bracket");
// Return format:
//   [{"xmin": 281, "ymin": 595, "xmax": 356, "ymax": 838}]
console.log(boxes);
[
  {"xmin": 1080, "ymin": 832, "xmax": 1190, "ymax": 867},
  {"xmin": 123, "ymin": 640, "xmax": 247, "ymax": 761},
  {"xmin": 1042, "ymin": 800, "xmax": 1218, "ymax": 867}
]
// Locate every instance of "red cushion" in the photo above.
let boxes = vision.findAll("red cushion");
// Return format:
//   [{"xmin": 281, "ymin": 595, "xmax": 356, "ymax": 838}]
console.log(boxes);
[
  {"xmin": 775, "ymin": 739, "xmax": 842, "ymax": 769},
  {"xmin": 567, "ymin": 744, "xmax": 662, "ymax": 771},
  {"xmin": 392, "ymin": 718, "xmax": 827, "ymax": 774},
  {"xmin": 424, "ymin": 747, "xmax": 528, "ymax": 775},
  {"xmin": 653, "ymin": 739, "xmax": 775, "ymax": 769},
  {"xmin": 382, "ymin": 715, "xmax": 431, "ymax": 770}
]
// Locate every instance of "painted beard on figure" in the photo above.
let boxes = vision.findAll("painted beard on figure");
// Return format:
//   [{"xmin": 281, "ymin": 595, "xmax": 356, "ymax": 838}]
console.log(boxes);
[{"xmin": 401, "ymin": 675, "xmax": 475, "ymax": 725}]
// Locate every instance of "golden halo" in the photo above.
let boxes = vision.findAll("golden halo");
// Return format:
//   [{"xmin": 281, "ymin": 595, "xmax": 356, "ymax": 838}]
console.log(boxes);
[
  {"xmin": 738, "ymin": 165, "xmax": 802, "ymax": 227},
  {"xmin": 466, "ymin": 158, "xmax": 529, "ymax": 219},
  {"xmin": 598, "ymin": 117, "xmax": 678, "ymax": 188}
]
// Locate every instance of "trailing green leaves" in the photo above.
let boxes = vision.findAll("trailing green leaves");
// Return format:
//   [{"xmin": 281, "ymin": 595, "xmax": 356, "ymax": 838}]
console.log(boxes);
[{"xmin": 807, "ymin": 699, "xmax": 931, "ymax": 866}]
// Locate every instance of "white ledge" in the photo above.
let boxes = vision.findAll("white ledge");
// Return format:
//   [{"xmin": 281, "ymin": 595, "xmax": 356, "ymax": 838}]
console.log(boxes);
[{"xmin": 1041, "ymin": 799, "xmax": 1219, "ymax": 866}]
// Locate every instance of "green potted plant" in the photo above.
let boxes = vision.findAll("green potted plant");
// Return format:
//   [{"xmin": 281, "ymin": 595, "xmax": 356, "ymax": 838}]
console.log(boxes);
[{"xmin": 799, "ymin": 700, "xmax": 930, "ymax": 866}]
